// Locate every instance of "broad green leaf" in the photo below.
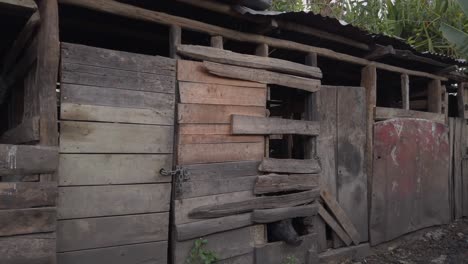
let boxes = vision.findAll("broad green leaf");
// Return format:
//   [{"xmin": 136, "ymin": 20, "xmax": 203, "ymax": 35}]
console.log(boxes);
[
  {"xmin": 456, "ymin": 0, "xmax": 468, "ymax": 17},
  {"xmin": 441, "ymin": 22, "xmax": 468, "ymax": 57}
]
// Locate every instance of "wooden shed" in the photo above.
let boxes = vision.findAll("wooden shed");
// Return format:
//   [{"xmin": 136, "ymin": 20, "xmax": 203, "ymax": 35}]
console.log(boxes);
[{"xmin": 0, "ymin": 0, "xmax": 467, "ymax": 263}]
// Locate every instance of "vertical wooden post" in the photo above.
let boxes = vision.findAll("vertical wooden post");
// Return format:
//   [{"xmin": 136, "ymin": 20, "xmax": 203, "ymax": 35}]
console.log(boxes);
[
  {"xmin": 457, "ymin": 82, "xmax": 466, "ymax": 119},
  {"xmin": 442, "ymin": 85, "xmax": 449, "ymax": 124},
  {"xmin": 428, "ymin": 79, "xmax": 442, "ymax": 113},
  {"xmin": 256, "ymin": 43, "xmax": 269, "ymax": 158},
  {"xmin": 169, "ymin": 25, "xmax": 181, "ymax": 59},
  {"xmin": 401, "ymin": 74, "xmax": 409, "ymax": 110},
  {"xmin": 210, "ymin": 35, "xmax": 223, "ymax": 49}
]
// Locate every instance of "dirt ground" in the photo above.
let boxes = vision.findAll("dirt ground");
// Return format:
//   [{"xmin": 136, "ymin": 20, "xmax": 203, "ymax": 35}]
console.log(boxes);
[{"xmin": 359, "ymin": 218, "xmax": 468, "ymax": 264}]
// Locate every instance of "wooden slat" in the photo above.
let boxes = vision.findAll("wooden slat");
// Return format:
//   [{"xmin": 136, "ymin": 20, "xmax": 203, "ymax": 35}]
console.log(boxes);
[
  {"xmin": 60, "ymin": 121, "xmax": 173, "ymax": 153},
  {"xmin": 0, "ymin": 233, "xmax": 55, "ymax": 264},
  {"xmin": 254, "ymin": 234, "xmax": 316, "ymax": 264},
  {"xmin": 175, "ymin": 213, "xmax": 252, "ymax": 241},
  {"xmin": 57, "ymin": 212, "xmax": 169, "ymax": 252},
  {"xmin": 58, "ymin": 154, "xmax": 172, "ymax": 186},
  {"xmin": 179, "ymin": 82, "xmax": 266, "ymax": 106},
  {"xmin": 0, "ymin": 208, "xmax": 55, "ymax": 237},
  {"xmin": 174, "ymin": 226, "xmax": 255, "ymax": 263},
  {"xmin": 254, "ymin": 173, "xmax": 319, "ymax": 194},
  {"xmin": 178, "ymin": 104, "xmax": 265, "ymax": 124},
  {"xmin": 258, "ymin": 158, "xmax": 320, "ymax": 174},
  {"xmin": 204, "ymin": 61, "xmax": 321, "ymax": 93},
  {"xmin": 463, "ymin": 158, "xmax": 468, "ymax": 217},
  {"xmin": 184, "ymin": 161, "xmax": 260, "ymax": 181},
  {"xmin": 375, "ymin": 107, "xmax": 445, "ymax": 123},
  {"xmin": 176, "ymin": 176, "xmax": 256, "ymax": 199},
  {"xmin": 454, "ymin": 118, "xmax": 464, "ymax": 219},
  {"xmin": 319, "ymin": 243, "xmax": 371, "ymax": 264},
  {"xmin": 174, "ymin": 191, "xmax": 254, "ymax": 225},
  {"xmin": 0, "ymin": 144, "xmax": 58, "ymax": 175},
  {"xmin": 189, "ymin": 189, "xmax": 319, "ymax": 219},
  {"xmin": 178, "ymin": 142, "xmax": 264, "ymax": 165},
  {"xmin": 177, "ymin": 45, "xmax": 322, "ymax": 78},
  {"xmin": 215, "ymin": 253, "xmax": 253, "ymax": 264},
  {"xmin": 179, "ymin": 124, "xmax": 231, "ymax": 135},
  {"xmin": 317, "ymin": 205, "xmax": 352, "ymax": 246},
  {"xmin": 58, "ymin": 184, "xmax": 171, "ymax": 219},
  {"xmin": 210, "ymin": 35, "xmax": 224, "ymax": 49},
  {"xmin": 252, "ymin": 204, "xmax": 319, "ymax": 223},
  {"xmin": 61, "ymin": 43, "xmax": 176, "ymax": 75},
  {"xmin": 177, "ymin": 60, "xmax": 264, "ymax": 87},
  {"xmin": 61, "ymin": 63, "xmax": 175, "ymax": 94},
  {"xmin": 401, "ymin": 74, "xmax": 410, "ymax": 110},
  {"xmin": 0, "ymin": 116, "xmax": 39, "ymax": 144},
  {"xmin": 0, "ymin": 182, "xmax": 57, "ymax": 209},
  {"xmin": 428, "ymin": 79, "xmax": 442, "ymax": 113},
  {"xmin": 0, "ymin": 0, "xmax": 37, "ymax": 15},
  {"xmin": 58, "ymin": 241, "xmax": 168, "ymax": 264},
  {"xmin": 180, "ymin": 134, "xmax": 263, "ymax": 144},
  {"xmin": 232, "ymin": 115, "xmax": 319, "ymax": 136}
]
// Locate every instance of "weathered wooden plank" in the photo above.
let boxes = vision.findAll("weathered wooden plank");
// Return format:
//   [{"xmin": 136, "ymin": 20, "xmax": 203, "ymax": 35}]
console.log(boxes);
[
  {"xmin": 179, "ymin": 82, "xmax": 266, "ymax": 106},
  {"xmin": 0, "ymin": 208, "xmax": 55, "ymax": 237},
  {"xmin": 317, "ymin": 205, "xmax": 352, "ymax": 246},
  {"xmin": 177, "ymin": 60, "xmax": 264, "ymax": 88},
  {"xmin": 179, "ymin": 124, "xmax": 231, "ymax": 135},
  {"xmin": 463, "ymin": 158, "xmax": 468, "ymax": 217},
  {"xmin": 336, "ymin": 86, "xmax": 368, "ymax": 243},
  {"xmin": 60, "ymin": 121, "xmax": 173, "ymax": 153},
  {"xmin": 428, "ymin": 79, "xmax": 442, "ymax": 113},
  {"xmin": 175, "ymin": 191, "xmax": 254, "ymax": 225},
  {"xmin": 184, "ymin": 161, "xmax": 260, "ymax": 181},
  {"xmin": 58, "ymin": 154, "xmax": 172, "ymax": 186},
  {"xmin": 62, "ymin": 43, "xmax": 176, "ymax": 75},
  {"xmin": 0, "ymin": 116, "xmax": 39, "ymax": 144},
  {"xmin": 0, "ymin": 0, "xmax": 36, "ymax": 16},
  {"xmin": 258, "ymin": 158, "xmax": 320, "ymax": 174},
  {"xmin": 176, "ymin": 176, "xmax": 256, "ymax": 199},
  {"xmin": 210, "ymin": 36, "xmax": 224, "ymax": 49},
  {"xmin": 174, "ymin": 226, "xmax": 256, "ymax": 264},
  {"xmin": 254, "ymin": 234, "xmax": 316, "ymax": 264},
  {"xmin": 58, "ymin": 241, "xmax": 168, "ymax": 264},
  {"xmin": 169, "ymin": 25, "xmax": 181, "ymax": 59},
  {"xmin": 57, "ymin": 212, "xmax": 169, "ymax": 252},
  {"xmin": 318, "ymin": 243, "xmax": 371, "ymax": 264},
  {"xmin": 177, "ymin": 45, "xmax": 322, "ymax": 78},
  {"xmin": 58, "ymin": 184, "xmax": 171, "ymax": 219},
  {"xmin": 61, "ymin": 63, "xmax": 175, "ymax": 94},
  {"xmin": 176, "ymin": 213, "xmax": 252, "ymax": 241},
  {"xmin": 254, "ymin": 173, "xmax": 319, "ymax": 194},
  {"xmin": 215, "ymin": 253, "xmax": 253, "ymax": 264},
  {"xmin": 454, "ymin": 118, "xmax": 464, "ymax": 219},
  {"xmin": 204, "ymin": 61, "xmax": 321, "ymax": 92},
  {"xmin": 178, "ymin": 142, "xmax": 264, "ymax": 165},
  {"xmin": 401, "ymin": 74, "xmax": 410, "ymax": 110},
  {"xmin": 180, "ymin": 134, "xmax": 263, "ymax": 144},
  {"xmin": 190, "ymin": 189, "xmax": 319, "ymax": 219},
  {"xmin": 0, "ymin": 233, "xmax": 56, "ymax": 264},
  {"xmin": 0, "ymin": 182, "xmax": 57, "ymax": 209},
  {"xmin": 178, "ymin": 104, "xmax": 265, "ymax": 124},
  {"xmin": 375, "ymin": 106, "xmax": 445, "ymax": 123},
  {"xmin": 0, "ymin": 144, "xmax": 58, "ymax": 175},
  {"xmin": 232, "ymin": 115, "xmax": 319, "ymax": 136},
  {"xmin": 252, "ymin": 204, "xmax": 319, "ymax": 223}
]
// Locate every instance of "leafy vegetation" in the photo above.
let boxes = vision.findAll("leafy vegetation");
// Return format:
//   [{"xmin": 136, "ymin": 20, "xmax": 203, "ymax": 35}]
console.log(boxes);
[
  {"xmin": 185, "ymin": 238, "xmax": 218, "ymax": 264},
  {"xmin": 283, "ymin": 255, "xmax": 298, "ymax": 264}
]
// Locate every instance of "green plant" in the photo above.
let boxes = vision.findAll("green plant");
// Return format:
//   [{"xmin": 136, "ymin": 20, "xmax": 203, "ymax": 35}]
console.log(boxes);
[
  {"xmin": 440, "ymin": 0, "xmax": 468, "ymax": 58},
  {"xmin": 283, "ymin": 255, "xmax": 298, "ymax": 264},
  {"xmin": 185, "ymin": 238, "xmax": 218, "ymax": 264}
]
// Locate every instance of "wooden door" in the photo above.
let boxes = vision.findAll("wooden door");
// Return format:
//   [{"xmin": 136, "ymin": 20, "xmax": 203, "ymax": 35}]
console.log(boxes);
[{"xmin": 56, "ymin": 43, "xmax": 176, "ymax": 263}]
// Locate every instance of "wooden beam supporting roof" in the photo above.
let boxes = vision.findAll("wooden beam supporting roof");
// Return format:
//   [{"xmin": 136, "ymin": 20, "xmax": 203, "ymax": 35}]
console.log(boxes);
[{"xmin": 0, "ymin": 0, "xmax": 37, "ymax": 16}]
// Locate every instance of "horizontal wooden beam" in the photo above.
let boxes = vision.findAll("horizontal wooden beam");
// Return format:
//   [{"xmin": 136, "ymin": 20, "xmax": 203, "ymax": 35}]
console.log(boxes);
[
  {"xmin": 232, "ymin": 115, "xmax": 320, "ymax": 136},
  {"xmin": 0, "ymin": 116, "xmax": 40, "ymax": 144},
  {"xmin": 59, "ymin": 0, "xmax": 447, "ymax": 81},
  {"xmin": 252, "ymin": 204, "xmax": 319, "ymax": 223},
  {"xmin": 374, "ymin": 107, "xmax": 445, "ymax": 123},
  {"xmin": 0, "ymin": 0, "xmax": 37, "ymax": 16},
  {"xmin": 0, "ymin": 233, "xmax": 55, "ymax": 264},
  {"xmin": 0, "ymin": 207, "xmax": 55, "ymax": 237},
  {"xmin": 254, "ymin": 173, "xmax": 319, "ymax": 194},
  {"xmin": 258, "ymin": 158, "xmax": 321, "ymax": 174},
  {"xmin": 0, "ymin": 144, "xmax": 58, "ymax": 176},
  {"xmin": 254, "ymin": 234, "xmax": 317, "ymax": 264},
  {"xmin": 177, "ymin": 45, "xmax": 322, "ymax": 78},
  {"xmin": 0, "ymin": 182, "xmax": 57, "ymax": 209},
  {"xmin": 319, "ymin": 243, "xmax": 371, "ymax": 263},
  {"xmin": 204, "ymin": 61, "xmax": 321, "ymax": 92},
  {"xmin": 189, "ymin": 189, "xmax": 319, "ymax": 219}
]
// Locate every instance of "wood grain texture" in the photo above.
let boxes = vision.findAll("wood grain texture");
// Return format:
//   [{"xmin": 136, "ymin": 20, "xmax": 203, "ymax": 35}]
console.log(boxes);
[
  {"xmin": 184, "ymin": 161, "xmax": 260, "ymax": 181},
  {"xmin": 0, "ymin": 144, "xmax": 58, "ymax": 175},
  {"xmin": 204, "ymin": 61, "xmax": 321, "ymax": 92},
  {"xmin": 58, "ymin": 184, "xmax": 171, "ymax": 219},
  {"xmin": 60, "ymin": 121, "xmax": 173, "ymax": 153},
  {"xmin": 0, "ymin": 208, "xmax": 55, "ymax": 237},
  {"xmin": 254, "ymin": 173, "xmax": 319, "ymax": 194},
  {"xmin": 178, "ymin": 142, "xmax": 264, "ymax": 165},
  {"xmin": 57, "ymin": 212, "xmax": 169, "ymax": 252},
  {"xmin": 179, "ymin": 124, "xmax": 231, "ymax": 135},
  {"xmin": 0, "ymin": 182, "xmax": 57, "ymax": 209},
  {"xmin": 252, "ymin": 204, "xmax": 319, "ymax": 223},
  {"xmin": 189, "ymin": 189, "xmax": 319, "ymax": 219},
  {"xmin": 177, "ymin": 45, "xmax": 322, "ymax": 78},
  {"xmin": 177, "ymin": 60, "xmax": 264, "ymax": 87},
  {"xmin": 462, "ymin": 158, "xmax": 468, "ymax": 217},
  {"xmin": 254, "ymin": 234, "xmax": 316, "ymax": 264},
  {"xmin": 175, "ymin": 213, "xmax": 252, "ymax": 241},
  {"xmin": 319, "ymin": 243, "xmax": 371, "ymax": 263},
  {"xmin": 180, "ymin": 134, "xmax": 263, "ymax": 144},
  {"xmin": 59, "ymin": 154, "xmax": 172, "ymax": 186},
  {"xmin": 0, "ymin": 116, "xmax": 40, "ymax": 144},
  {"xmin": 375, "ymin": 107, "xmax": 445, "ymax": 123},
  {"xmin": 0, "ymin": 233, "xmax": 56, "ymax": 264},
  {"xmin": 427, "ymin": 79, "xmax": 442, "ymax": 113},
  {"xmin": 258, "ymin": 158, "xmax": 320, "ymax": 174},
  {"xmin": 232, "ymin": 115, "xmax": 319, "ymax": 135},
  {"xmin": 178, "ymin": 104, "xmax": 265, "ymax": 124},
  {"xmin": 318, "ymin": 205, "xmax": 352, "ymax": 246},
  {"xmin": 401, "ymin": 74, "xmax": 410, "ymax": 110},
  {"xmin": 58, "ymin": 241, "xmax": 168, "ymax": 264},
  {"xmin": 179, "ymin": 82, "xmax": 266, "ymax": 106},
  {"xmin": 176, "ymin": 176, "xmax": 256, "ymax": 199}
]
